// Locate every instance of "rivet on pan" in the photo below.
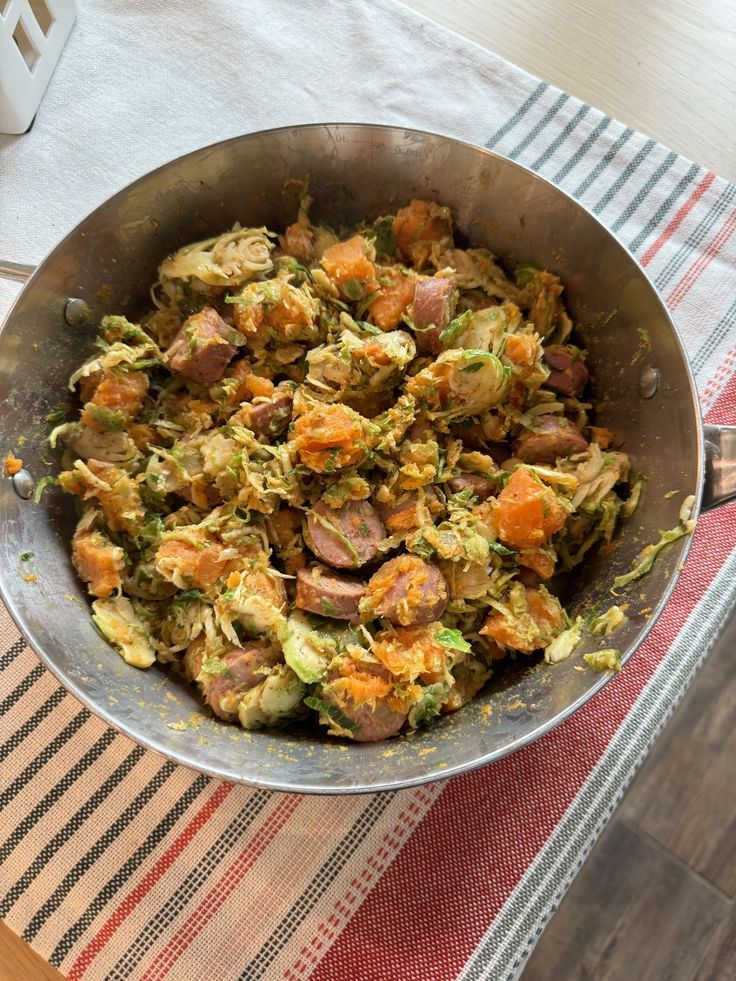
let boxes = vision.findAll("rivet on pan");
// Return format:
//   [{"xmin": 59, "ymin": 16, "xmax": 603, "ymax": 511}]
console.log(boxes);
[
  {"xmin": 11, "ymin": 469, "xmax": 34, "ymax": 500},
  {"xmin": 64, "ymin": 298, "xmax": 91, "ymax": 327},
  {"xmin": 638, "ymin": 367, "xmax": 660, "ymax": 399}
]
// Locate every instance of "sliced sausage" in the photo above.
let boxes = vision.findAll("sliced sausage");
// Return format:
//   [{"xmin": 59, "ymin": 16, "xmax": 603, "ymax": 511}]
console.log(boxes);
[
  {"xmin": 447, "ymin": 472, "xmax": 496, "ymax": 501},
  {"xmin": 406, "ymin": 416, "xmax": 435, "ymax": 444},
  {"xmin": 306, "ymin": 499, "xmax": 385, "ymax": 569},
  {"xmin": 322, "ymin": 661, "xmax": 406, "ymax": 742},
  {"xmin": 513, "ymin": 415, "xmax": 588, "ymax": 464},
  {"xmin": 295, "ymin": 565, "xmax": 366, "ymax": 621},
  {"xmin": 517, "ymin": 566, "xmax": 541, "ymax": 588},
  {"xmin": 242, "ymin": 389, "xmax": 293, "ymax": 439},
  {"xmin": 282, "ymin": 222, "xmax": 315, "ymax": 263},
  {"xmin": 206, "ymin": 643, "xmax": 282, "ymax": 720},
  {"xmin": 364, "ymin": 554, "xmax": 448, "ymax": 626},
  {"xmin": 165, "ymin": 306, "xmax": 237, "ymax": 386},
  {"xmin": 412, "ymin": 277, "xmax": 456, "ymax": 354},
  {"xmin": 543, "ymin": 345, "xmax": 589, "ymax": 397},
  {"xmin": 337, "ymin": 696, "xmax": 407, "ymax": 742},
  {"xmin": 450, "ymin": 423, "xmax": 510, "ymax": 461}
]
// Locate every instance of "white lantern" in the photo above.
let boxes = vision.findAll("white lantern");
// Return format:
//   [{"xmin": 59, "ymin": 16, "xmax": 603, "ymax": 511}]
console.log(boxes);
[{"xmin": 0, "ymin": 0, "xmax": 76, "ymax": 134}]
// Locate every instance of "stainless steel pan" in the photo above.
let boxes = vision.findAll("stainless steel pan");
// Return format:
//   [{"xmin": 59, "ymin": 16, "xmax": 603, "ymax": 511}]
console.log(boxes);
[{"xmin": 1, "ymin": 124, "xmax": 734, "ymax": 793}]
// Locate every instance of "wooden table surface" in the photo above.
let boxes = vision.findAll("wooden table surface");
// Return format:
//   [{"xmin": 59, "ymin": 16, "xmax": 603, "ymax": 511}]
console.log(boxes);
[
  {"xmin": 404, "ymin": 0, "xmax": 736, "ymax": 181},
  {"xmin": 2, "ymin": 1, "xmax": 734, "ymax": 978}
]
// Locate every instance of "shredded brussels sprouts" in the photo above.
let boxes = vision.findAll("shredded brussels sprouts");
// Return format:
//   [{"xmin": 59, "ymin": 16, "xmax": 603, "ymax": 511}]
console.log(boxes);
[{"xmin": 50, "ymin": 194, "xmax": 650, "ymax": 744}]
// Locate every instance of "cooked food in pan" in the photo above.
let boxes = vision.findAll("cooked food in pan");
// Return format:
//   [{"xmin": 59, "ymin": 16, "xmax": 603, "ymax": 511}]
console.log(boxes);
[{"xmin": 50, "ymin": 195, "xmax": 639, "ymax": 741}]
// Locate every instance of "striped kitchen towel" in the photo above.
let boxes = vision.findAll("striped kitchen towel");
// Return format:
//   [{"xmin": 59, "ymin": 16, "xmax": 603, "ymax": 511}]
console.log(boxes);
[{"xmin": 0, "ymin": 1, "xmax": 734, "ymax": 979}]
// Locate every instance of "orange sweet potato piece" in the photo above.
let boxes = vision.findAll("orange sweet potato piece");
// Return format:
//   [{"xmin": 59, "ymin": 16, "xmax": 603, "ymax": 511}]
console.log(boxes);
[
  {"xmin": 293, "ymin": 404, "xmax": 367, "ymax": 472},
  {"xmin": 367, "ymin": 268, "xmax": 416, "ymax": 330},
  {"xmin": 354, "ymin": 339, "xmax": 393, "ymax": 366},
  {"xmin": 81, "ymin": 370, "xmax": 148, "ymax": 430},
  {"xmin": 480, "ymin": 587, "xmax": 563, "ymax": 652},
  {"xmin": 589, "ymin": 426, "xmax": 614, "ymax": 449},
  {"xmin": 3, "ymin": 453, "xmax": 23, "ymax": 476},
  {"xmin": 335, "ymin": 669, "xmax": 393, "ymax": 707},
  {"xmin": 505, "ymin": 334, "xmax": 537, "ymax": 367},
  {"xmin": 321, "ymin": 235, "xmax": 378, "ymax": 298},
  {"xmin": 372, "ymin": 623, "xmax": 448, "ymax": 685},
  {"xmin": 127, "ymin": 422, "xmax": 156, "ymax": 453},
  {"xmin": 72, "ymin": 529, "xmax": 124, "ymax": 598},
  {"xmin": 394, "ymin": 199, "xmax": 452, "ymax": 266},
  {"xmin": 155, "ymin": 539, "xmax": 235, "ymax": 591},
  {"xmin": 491, "ymin": 468, "xmax": 566, "ymax": 549},
  {"xmin": 244, "ymin": 374, "xmax": 275, "ymax": 399}
]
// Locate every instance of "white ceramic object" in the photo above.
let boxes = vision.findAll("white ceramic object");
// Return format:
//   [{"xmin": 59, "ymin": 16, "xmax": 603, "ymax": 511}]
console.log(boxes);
[{"xmin": 0, "ymin": 0, "xmax": 76, "ymax": 134}]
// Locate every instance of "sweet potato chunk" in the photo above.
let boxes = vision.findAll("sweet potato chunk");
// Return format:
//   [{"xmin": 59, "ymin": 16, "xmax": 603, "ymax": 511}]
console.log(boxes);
[
  {"xmin": 293, "ymin": 403, "xmax": 368, "ymax": 472},
  {"xmin": 367, "ymin": 268, "xmax": 416, "ymax": 330},
  {"xmin": 505, "ymin": 334, "xmax": 537, "ymax": 367},
  {"xmin": 320, "ymin": 235, "xmax": 378, "ymax": 299},
  {"xmin": 155, "ymin": 538, "xmax": 235, "ymax": 591},
  {"xmin": 372, "ymin": 623, "xmax": 449, "ymax": 685},
  {"xmin": 72, "ymin": 528, "xmax": 124, "ymax": 598},
  {"xmin": 394, "ymin": 199, "xmax": 452, "ymax": 266},
  {"xmin": 491, "ymin": 468, "xmax": 566, "ymax": 549},
  {"xmin": 81, "ymin": 369, "xmax": 148, "ymax": 431},
  {"xmin": 480, "ymin": 587, "xmax": 564, "ymax": 652}
]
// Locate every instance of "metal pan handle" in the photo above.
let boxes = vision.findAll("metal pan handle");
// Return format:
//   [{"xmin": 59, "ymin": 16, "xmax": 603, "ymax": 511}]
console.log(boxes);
[
  {"xmin": 703, "ymin": 425, "xmax": 736, "ymax": 511},
  {"xmin": 0, "ymin": 261, "xmax": 34, "ymax": 282}
]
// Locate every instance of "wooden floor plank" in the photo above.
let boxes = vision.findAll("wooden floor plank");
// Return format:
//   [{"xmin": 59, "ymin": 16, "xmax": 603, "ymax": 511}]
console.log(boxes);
[
  {"xmin": 0, "ymin": 922, "xmax": 65, "ymax": 981},
  {"xmin": 699, "ymin": 902, "xmax": 736, "ymax": 980},
  {"xmin": 618, "ymin": 617, "xmax": 736, "ymax": 898},
  {"xmin": 521, "ymin": 818, "xmax": 731, "ymax": 981}
]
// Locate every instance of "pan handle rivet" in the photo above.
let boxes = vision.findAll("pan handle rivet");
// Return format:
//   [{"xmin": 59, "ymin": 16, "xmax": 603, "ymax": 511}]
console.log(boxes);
[
  {"xmin": 64, "ymin": 298, "xmax": 91, "ymax": 327},
  {"xmin": 639, "ymin": 367, "xmax": 660, "ymax": 399},
  {"xmin": 11, "ymin": 469, "xmax": 34, "ymax": 500}
]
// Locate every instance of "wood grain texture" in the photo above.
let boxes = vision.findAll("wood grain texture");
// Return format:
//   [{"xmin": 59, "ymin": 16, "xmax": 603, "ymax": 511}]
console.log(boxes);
[
  {"xmin": 0, "ymin": 922, "xmax": 64, "ymax": 981},
  {"xmin": 700, "ymin": 903, "xmax": 736, "ymax": 980},
  {"xmin": 618, "ymin": 615, "xmax": 736, "ymax": 897},
  {"xmin": 400, "ymin": 0, "xmax": 736, "ymax": 180},
  {"xmin": 522, "ymin": 617, "xmax": 736, "ymax": 981},
  {"xmin": 521, "ymin": 818, "xmax": 731, "ymax": 981}
]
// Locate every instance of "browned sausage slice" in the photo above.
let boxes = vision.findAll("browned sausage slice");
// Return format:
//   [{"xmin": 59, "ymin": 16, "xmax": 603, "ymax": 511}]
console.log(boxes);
[
  {"xmin": 243, "ymin": 389, "xmax": 293, "ymax": 439},
  {"xmin": 338, "ymin": 697, "xmax": 407, "ymax": 742},
  {"xmin": 513, "ymin": 415, "xmax": 588, "ymax": 464},
  {"xmin": 543, "ymin": 345, "xmax": 589, "ymax": 397},
  {"xmin": 165, "ymin": 307, "xmax": 238, "ymax": 386},
  {"xmin": 363, "ymin": 554, "xmax": 448, "ymax": 626},
  {"xmin": 321, "ymin": 661, "xmax": 407, "ymax": 742},
  {"xmin": 412, "ymin": 277, "xmax": 456, "ymax": 354},
  {"xmin": 295, "ymin": 565, "xmax": 366, "ymax": 621},
  {"xmin": 447, "ymin": 472, "xmax": 496, "ymax": 501},
  {"xmin": 406, "ymin": 416, "xmax": 435, "ymax": 443},
  {"xmin": 206, "ymin": 643, "xmax": 282, "ymax": 719},
  {"xmin": 306, "ymin": 499, "xmax": 385, "ymax": 569}
]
